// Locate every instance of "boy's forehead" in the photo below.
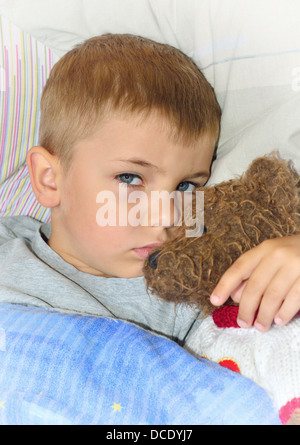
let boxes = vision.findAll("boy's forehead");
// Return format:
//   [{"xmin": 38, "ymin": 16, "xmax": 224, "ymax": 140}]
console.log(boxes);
[
  {"xmin": 108, "ymin": 138, "xmax": 214, "ymax": 180},
  {"xmin": 81, "ymin": 109, "xmax": 217, "ymax": 143},
  {"xmin": 73, "ymin": 112, "xmax": 216, "ymax": 167}
]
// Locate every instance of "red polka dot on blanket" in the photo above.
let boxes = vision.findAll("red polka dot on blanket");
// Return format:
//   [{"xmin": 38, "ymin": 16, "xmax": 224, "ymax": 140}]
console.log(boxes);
[
  {"xmin": 279, "ymin": 398, "xmax": 300, "ymax": 425},
  {"xmin": 212, "ymin": 305, "xmax": 240, "ymax": 328},
  {"xmin": 218, "ymin": 358, "xmax": 241, "ymax": 373}
]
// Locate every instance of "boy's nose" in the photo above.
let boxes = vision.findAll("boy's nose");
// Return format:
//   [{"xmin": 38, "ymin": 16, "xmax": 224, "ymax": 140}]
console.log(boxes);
[{"xmin": 147, "ymin": 191, "xmax": 182, "ymax": 228}]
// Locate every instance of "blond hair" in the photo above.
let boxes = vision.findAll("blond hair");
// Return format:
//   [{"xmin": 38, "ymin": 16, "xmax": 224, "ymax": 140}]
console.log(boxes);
[{"xmin": 39, "ymin": 34, "xmax": 221, "ymax": 166}]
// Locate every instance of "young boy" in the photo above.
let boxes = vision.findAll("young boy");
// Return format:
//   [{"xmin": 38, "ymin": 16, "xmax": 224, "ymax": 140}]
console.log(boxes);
[
  {"xmin": 0, "ymin": 34, "xmax": 220, "ymax": 343},
  {"xmin": 0, "ymin": 34, "xmax": 299, "ymax": 343}
]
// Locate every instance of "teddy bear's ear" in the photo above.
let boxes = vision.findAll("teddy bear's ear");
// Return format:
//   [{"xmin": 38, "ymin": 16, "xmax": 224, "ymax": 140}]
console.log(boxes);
[
  {"xmin": 245, "ymin": 153, "xmax": 298, "ymax": 182},
  {"xmin": 241, "ymin": 154, "xmax": 300, "ymax": 225},
  {"xmin": 243, "ymin": 154, "xmax": 300, "ymax": 195}
]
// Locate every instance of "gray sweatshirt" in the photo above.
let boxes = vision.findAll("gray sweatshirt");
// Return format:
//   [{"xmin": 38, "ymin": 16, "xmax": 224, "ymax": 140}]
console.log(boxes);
[{"xmin": 0, "ymin": 215, "xmax": 202, "ymax": 343}]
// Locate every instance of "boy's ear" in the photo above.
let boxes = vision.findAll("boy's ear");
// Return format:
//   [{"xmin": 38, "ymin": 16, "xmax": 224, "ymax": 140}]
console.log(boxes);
[{"xmin": 26, "ymin": 146, "xmax": 61, "ymax": 208}]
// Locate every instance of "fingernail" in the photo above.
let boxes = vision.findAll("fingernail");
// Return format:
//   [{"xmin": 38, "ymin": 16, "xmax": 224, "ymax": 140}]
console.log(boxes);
[
  {"xmin": 210, "ymin": 294, "xmax": 220, "ymax": 305},
  {"xmin": 237, "ymin": 319, "xmax": 249, "ymax": 329},
  {"xmin": 274, "ymin": 317, "xmax": 283, "ymax": 326},
  {"xmin": 254, "ymin": 321, "xmax": 266, "ymax": 332}
]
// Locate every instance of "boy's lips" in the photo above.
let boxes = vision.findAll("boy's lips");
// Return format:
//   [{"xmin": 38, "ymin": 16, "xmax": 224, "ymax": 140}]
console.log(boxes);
[{"xmin": 133, "ymin": 243, "xmax": 162, "ymax": 259}]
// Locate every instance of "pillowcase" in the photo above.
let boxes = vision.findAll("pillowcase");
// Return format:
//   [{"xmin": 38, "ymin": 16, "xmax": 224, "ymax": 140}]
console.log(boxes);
[
  {"xmin": 0, "ymin": 14, "xmax": 58, "ymax": 220},
  {"xmin": 0, "ymin": 164, "xmax": 50, "ymax": 221},
  {"xmin": 0, "ymin": 0, "xmax": 173, "ymax": 59},
  {"xmin": 0, "ymin": 0, "xmax": 299, "ymax": 194}
]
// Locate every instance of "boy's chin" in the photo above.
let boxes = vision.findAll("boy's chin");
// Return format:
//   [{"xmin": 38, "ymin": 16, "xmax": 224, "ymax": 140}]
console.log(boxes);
[
  {"xmin": 82, "ymin": 258, "xmax": 145, "ymax": 279},
  {"xmin": 119, "ymin": 265, "xmax": 144, "ymax": 279},
  {"xmin": 119, "ymin": 270, "xmax": 144, "ymax": 279}
]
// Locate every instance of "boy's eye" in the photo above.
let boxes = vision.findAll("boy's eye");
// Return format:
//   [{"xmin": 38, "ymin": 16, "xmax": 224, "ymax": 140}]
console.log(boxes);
[
  {"xmin": 177, "ymin": 181, "xmax": 196, "ymax": 192},
  {"xmin": 118, "ymin": 174, "xmax": 143, "ymax": 186}
]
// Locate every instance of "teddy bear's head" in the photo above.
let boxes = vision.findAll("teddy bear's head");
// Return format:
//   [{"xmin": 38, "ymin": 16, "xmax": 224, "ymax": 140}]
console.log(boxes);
[{"xmin": 143, "ymin": 155, "xmax": 300, "ymax": 315}]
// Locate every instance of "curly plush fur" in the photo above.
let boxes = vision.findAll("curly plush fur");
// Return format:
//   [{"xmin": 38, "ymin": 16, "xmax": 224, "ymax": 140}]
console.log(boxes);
[{"xmin": 143, "ymin": 154, "xmax": 300, "ymax": 315}]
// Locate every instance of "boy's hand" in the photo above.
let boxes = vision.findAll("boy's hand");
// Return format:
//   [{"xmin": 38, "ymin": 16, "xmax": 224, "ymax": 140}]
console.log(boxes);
[{"xmin": 210, "ymin": 235, "xmax": 300, "ymax": 331}]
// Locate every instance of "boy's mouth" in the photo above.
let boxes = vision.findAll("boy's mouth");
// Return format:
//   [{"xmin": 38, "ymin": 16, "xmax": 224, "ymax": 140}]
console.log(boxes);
[{"xmin": 133, "ymin": 243, "xmax": 162, "ymax": 259}]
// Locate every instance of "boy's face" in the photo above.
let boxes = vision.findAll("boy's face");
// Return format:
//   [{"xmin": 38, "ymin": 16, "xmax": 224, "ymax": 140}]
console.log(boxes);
[{"xmin": 49, "ymin": 113, "xmax": 216, "ymax": 278}]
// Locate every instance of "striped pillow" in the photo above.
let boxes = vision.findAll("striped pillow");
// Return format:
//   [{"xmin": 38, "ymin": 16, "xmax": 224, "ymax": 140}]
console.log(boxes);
[{"xmin": 0, "ymin": 15, "xmax": 59, "ymax": 221}]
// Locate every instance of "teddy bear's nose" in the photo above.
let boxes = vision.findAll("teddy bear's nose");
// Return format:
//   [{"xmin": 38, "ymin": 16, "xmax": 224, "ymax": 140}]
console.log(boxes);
[{"xmin": 148, "ymin": 250, "xmax": 161, "ymax": 269}]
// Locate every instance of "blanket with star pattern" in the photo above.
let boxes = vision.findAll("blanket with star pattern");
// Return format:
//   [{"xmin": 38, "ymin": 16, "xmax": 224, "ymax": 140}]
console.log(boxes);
[{"xmin": 0, "ymin": 303, "xmax": 280, "ymax": 425}]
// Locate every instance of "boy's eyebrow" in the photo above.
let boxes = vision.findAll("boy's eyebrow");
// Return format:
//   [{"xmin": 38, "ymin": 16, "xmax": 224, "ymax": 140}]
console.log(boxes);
[
  {"xmin": 115, "ymin": 158, "xmax": 209, "ymax": 179},
  {"xmin": 116, "ymin": 158, "xmax": 161, "ymax": 171},
  {"xmin": 188, "ymin": 171, "xmax": 210, "ymax": 180}
]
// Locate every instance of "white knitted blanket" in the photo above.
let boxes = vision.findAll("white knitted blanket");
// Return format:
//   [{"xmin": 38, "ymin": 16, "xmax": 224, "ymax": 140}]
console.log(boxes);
[{"xmin": 185, "ymin": 305, "xmax": 300, "ymax": 425}]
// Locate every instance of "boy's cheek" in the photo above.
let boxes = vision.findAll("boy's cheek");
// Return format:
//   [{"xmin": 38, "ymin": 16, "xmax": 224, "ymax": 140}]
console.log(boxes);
[{"xmin": 86, "ymin": 225, "xmax": 130, "ymax": 252}]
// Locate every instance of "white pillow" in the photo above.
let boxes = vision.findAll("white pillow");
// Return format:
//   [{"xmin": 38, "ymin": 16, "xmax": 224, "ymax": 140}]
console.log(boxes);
[
  {"xmin": 0, "ymin": 0, "xmax": 174, "ymax": 58},
  {"xmin": 0, "ymin": 0, "xmax": 299, "ymax": 186}
]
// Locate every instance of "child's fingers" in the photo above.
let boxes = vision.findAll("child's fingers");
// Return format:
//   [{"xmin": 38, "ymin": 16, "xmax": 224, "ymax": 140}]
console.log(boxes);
[
  {"xmin": 235, "ymin": 257, "xmax": 280, "ymax": 329},
  {"xmin": 210, "ymin": 237, "xmax": 300, "ymax": 331},
  {"xmin": 239, "ymin": 265, "xmax": 300, "ymax": 330},
  {"xmin": 274, "ymin": 280, "xmax": 300, "ymax": 326},
  {"xmin": 210, "ymin": 247, "xmax": 261, "ymax": 307},
  {"xmin": 237, "ymin": 267, "xmax": 289, "ymax": 330},
  {"xmin": 229, "ymin": 280, "xmax": 247, "ymax": 303}
]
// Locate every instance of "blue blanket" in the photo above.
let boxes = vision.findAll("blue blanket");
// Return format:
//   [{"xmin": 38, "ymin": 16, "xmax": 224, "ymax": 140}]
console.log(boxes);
[{"xmin": 0, "ymin": 303, "xmax": 279, "ymax": 425}]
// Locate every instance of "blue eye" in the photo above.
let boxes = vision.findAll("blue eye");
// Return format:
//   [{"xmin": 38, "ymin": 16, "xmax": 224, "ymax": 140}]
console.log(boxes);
[
  {"xmin": 118, "ymin": 174, "xmax": 143, "ymax": 186},
  {"xmin": 177, "ymin": 182, "xmax": 196, "ymax": 192}
]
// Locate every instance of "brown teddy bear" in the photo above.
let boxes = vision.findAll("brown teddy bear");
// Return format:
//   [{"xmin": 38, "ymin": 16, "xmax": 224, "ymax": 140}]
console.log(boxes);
[{"xmin": 143, "ymin": 154, "xmax": 300, "ymax": 425}]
